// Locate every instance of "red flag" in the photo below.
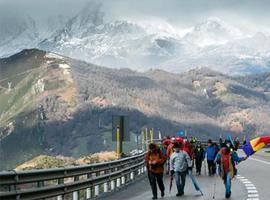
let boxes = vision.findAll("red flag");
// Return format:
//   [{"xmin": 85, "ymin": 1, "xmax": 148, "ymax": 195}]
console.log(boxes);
[{"xmin": 254, "ymin": 136, "xmax": 270, "ymax": 147}]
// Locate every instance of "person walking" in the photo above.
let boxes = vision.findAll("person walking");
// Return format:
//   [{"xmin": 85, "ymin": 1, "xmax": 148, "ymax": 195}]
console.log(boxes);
[
  {"xmin": 145, "ymin": 143, "xmax": 166, "ymax": 199},
  {"xmin": 215, "ymin": 146, "xmax": 246, "ymax": 199},
  {"xmin": 170, "ymin": 142, "xmax": 192, "ymax": 196},
  {"xmin": 194, "ymin": 143, "xmax": 204, "ymax": 175},
  {"xmin": 205, "ymin": 139, "xmax": 217, "ymax": 176},
  {"xmin": 166, "ymin": 137, "xmax": 176, "ymax": 173}
]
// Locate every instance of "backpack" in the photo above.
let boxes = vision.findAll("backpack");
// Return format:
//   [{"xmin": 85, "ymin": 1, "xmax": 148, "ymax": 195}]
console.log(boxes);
[{"xmin": 220, "ymin": 153, "xmax": 234, "ymax": 179}]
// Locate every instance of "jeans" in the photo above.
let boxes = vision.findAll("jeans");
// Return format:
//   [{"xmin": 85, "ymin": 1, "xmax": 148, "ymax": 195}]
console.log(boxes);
[
  {"xmin": 223, "ymin": 172, "xmax": 231, "ymax": 195},
  {"xmin": 149, "ymin": 172, "xmax": 165, "ymax": 197},
  {"xmin": 175, "ymin": 171, "xmax": 187, "ymax": 194}
]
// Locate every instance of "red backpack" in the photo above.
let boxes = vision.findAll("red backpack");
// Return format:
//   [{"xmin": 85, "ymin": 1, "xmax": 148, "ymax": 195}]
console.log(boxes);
[{"xmin": 221, "ymin": 153, "xmax": 231, "ymax": 173}]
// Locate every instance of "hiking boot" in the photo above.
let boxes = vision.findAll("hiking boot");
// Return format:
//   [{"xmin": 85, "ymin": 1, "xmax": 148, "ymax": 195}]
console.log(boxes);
[
  {"xmin": 161, "ymin": 190, "xmax": 165, "ymax": 198},
  {"xmin": 176, "ymin": 192, "xmax": 184, "ymax": 196},
  {"xmin": 152, "ymin": 196, "xmax": 157, "ymax": 199},
  {"xmin": 225, "ymin": 192, "xmax": 231, "ymax": 199}
]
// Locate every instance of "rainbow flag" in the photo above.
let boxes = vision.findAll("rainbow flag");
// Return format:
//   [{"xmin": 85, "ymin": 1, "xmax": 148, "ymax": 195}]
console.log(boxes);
[{"xmin": 242, "ymin": 136, "xmax": 270, "ymax": 157}]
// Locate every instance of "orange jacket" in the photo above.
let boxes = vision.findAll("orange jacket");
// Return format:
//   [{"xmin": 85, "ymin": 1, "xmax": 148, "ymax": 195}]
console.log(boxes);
[{"xmin": 145, "ymin": 149, "xmax": 166, "ymax": 174}]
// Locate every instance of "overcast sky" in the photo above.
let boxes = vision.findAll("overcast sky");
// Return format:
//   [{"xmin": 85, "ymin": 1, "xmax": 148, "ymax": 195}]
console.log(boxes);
[{"xmin": 0, "ymin": 0, "xmax": 270, "ymax": 33}]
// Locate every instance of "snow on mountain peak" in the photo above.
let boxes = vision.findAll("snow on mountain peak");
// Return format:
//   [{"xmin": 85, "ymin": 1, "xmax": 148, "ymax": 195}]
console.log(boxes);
[{"xmin": 184, "ymin": 17, "xmax": 244, "ymax": 47}]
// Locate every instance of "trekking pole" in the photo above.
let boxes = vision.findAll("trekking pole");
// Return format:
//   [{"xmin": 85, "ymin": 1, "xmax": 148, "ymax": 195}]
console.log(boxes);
[
  {"xmin": 204, "ymin": 159, "xmax": 207, "ymax": 176},
  {"xmin": 212, "ymin": 175, "xmax": 217, "ymax": 199},
  {"xmin": 212, "ymin": 165, "xmax": 218, "ymax": 199}
]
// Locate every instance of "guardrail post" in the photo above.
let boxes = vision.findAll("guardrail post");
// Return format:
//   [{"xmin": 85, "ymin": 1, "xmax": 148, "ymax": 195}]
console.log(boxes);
[
  {"xmin": 86, "ymin": 188, "xmax": 91, "ymax": 199},
  {"xmin": 94, "ymin": 185, "xmax": 99, "ymax": 197},
  {"xmin": 104, "ymin": 182, "xmax": 108, "ymax": 193},
  {"xmin": 141, "ymin": 166, "xmax": 144, "ymax": 174},
  {"xmin": 86, "ymin": 174, "xmax": 92, "ymax": 199},
  {"xmin": 110, "ymin": 180, "xmax": 115, "ymax": 191},
  {"xmin": 121, "ymin": 176, "xmax": 125, "ymax": 185},
  {"xmin": 116, "ymin": 178, "xmax": 121, "ymax": 187},
  {"xmin": 73, "ymin": 176, "xmax": 80, "ymax": 200},
  {"xmin": 57, "ymin": 195, "xmax": 63, "ymax": 200},
  {"xmin": 73, "ymin": 191, "xmax": 79, "ymax": 200},
  {"xmin": 37, "ymin": 181, "xmax": 45, "ymax": 200},
  {"xmin": 130, "ymin": 172, "xmax": 134, "ymax": 180},
  {"xmin": 57, "ymin": 178, "xmax": 64, "ymax": 200}
]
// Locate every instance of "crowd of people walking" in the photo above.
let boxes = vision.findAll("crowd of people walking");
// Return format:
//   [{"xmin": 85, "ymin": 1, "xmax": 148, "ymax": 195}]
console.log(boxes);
[{"xmin": 145, "ymin": 135, "xmax": 247, "ymax": 199}]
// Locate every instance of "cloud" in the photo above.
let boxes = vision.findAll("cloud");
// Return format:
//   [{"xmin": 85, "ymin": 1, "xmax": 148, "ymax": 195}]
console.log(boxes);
[{"xmin": 0, "ymin": 0, "xmax": 269, "ymax": 32}]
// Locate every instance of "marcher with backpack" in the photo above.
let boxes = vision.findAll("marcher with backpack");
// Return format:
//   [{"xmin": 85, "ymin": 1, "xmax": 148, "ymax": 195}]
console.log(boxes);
[
  {"xmin": 170, "ymin": 142, "xmax": 192, "ymax": 196},
  {"xmin": 194, "ymin": 142, "xmax": 205, "ymax": 175},
  {"xmin": 215, "ymin": 145, "xmax": 246, "ymax": 199},
  {"xmin": 205, "ymin": 139, "xmax": 217, "ymax": 176},
  {"xmin": 145, "ymin": 143, "xmax": 166, "ymax": 199}
]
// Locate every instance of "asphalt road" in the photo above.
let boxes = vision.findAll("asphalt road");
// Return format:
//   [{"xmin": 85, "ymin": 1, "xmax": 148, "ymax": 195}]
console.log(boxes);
[
  {"xmin": 236, "ymin": 149, "xmax": 270, "ymax": 200},
  {"xmin": 103, "ymin": 149, "xmax": 270, "ymax": 200}
]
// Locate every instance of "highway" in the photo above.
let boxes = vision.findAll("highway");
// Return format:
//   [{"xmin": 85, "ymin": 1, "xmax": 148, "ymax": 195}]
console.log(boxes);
[{"xmin": 102, "ymin": 150, "xmax": 270, "ymax": 200}]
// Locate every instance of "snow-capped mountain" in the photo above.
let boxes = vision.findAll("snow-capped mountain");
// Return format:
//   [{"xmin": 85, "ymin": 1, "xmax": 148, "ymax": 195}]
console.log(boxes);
[
  {"xmin": 183, "ymin": 17, "xmax": 245, "ymax": 47},
  {"xmin": 40, "ymin": 2, "xmax": 182, "ymax": 69},
  {"xmin": 1, "ymin": 2, "xmax": 270, "ymax": 75}
]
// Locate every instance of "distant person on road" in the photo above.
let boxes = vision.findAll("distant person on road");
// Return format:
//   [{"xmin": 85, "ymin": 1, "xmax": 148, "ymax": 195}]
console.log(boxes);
[
  {"xmin": 194, "ymin": 142, "xmax": 205, "ymax": 175},
  {"xmin": 170, "ymin": 142, "xmax": 192, "ymax": 196},
  {"xmin": 215, "ymin": 145, "xmax": 246, "ymax": 199},
  {"xmin": 145, "ymin": 143, "xmax": 166, "ymax": 199},
  {"xmin": 167, "ymin": 137, "xmax": 176, "ymax": 158},
  {"xmin": 166, "ymin": 137, "xmax": 176, "ymax": 173},
  {"xmin": 205, "ymin": 139, "xmax": 217, "ymax": 176},
  {"xmin": 183, "ymin": 139, "xmax": 195, "ymax": 169},
  {"xmin": 212, "ymin": 142, "xmax": 220, "ymax": 174}
]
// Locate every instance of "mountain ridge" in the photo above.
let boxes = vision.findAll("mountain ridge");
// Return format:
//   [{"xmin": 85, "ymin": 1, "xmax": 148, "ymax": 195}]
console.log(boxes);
[
  {"xmin": 1, "ymin": 2, "xmax": 270, "ymax": 74},
  {"xmin": 1, "ymin": 49, "xmax": 270, "ymax": 170}
]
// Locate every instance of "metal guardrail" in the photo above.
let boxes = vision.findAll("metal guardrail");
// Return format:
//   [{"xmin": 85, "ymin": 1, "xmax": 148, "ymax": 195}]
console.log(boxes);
[{"xmin": 0, "ymin": 153, "xmax": 146, "ymax": 200}]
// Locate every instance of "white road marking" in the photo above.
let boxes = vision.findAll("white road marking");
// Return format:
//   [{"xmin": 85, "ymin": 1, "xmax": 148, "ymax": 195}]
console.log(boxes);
[
  {"xmin": 243, "ymin": 181, "xmax": 252, "ymax": 184},
  {"xmin": 237, "ymin": 174, "xmax": 259, "ymax": 200},
  {"xmin": 240, "ymin": 179, "xmax": 249, "ymax": 182},
  {"xmin": 247, "ymin": 190, "xmax": 258, "ymax": 194},
  {"xmin": 248, "ymin": 194, "xmax": 259, "ymax": 197},
  {"xmin": 246, "ymin": 187, "xmax": 257, "ymax": 190},
  {"xmin": 249, "ymin": 157, "xmax": 270, "ymax": 165},
  {"xmin": 245, "ymin": 184, "xmax": 255, "ymax": 187}
]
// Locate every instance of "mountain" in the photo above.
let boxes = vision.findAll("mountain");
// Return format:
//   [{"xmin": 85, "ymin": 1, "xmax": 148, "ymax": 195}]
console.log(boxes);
[
  {"xmin": 38, "ymin": 8, "xmax": 270, "ymax": 75},
  {"xmin": 1, "ymin": 2, "xmax": 270, "ymax": 75},
  {"xmin": 2, "ymin": 49, "xmax": 270, "ymax": 170},
  {"xmin": 183, "ymin": 17, "xmax": 244, "ymax": 47}
]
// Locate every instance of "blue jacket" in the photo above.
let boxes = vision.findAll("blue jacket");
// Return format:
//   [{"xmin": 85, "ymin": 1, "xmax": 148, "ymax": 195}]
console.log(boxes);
[{"xmin": 205, "ymin": 146, "xmax": 217, "ymax": 161}]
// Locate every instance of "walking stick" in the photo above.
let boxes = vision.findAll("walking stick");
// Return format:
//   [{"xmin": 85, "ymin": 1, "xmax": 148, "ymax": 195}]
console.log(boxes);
[
  {"xmin": 169, "ymin": 174, "xmax": 173, "ymax": 192},
  {"xmin": 204, "ymin": 159, "xmax": 207, "ymax": 176},
  {"xmin": 212, "ymin": 164, "xmax": 218, "ymax": 199}
]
